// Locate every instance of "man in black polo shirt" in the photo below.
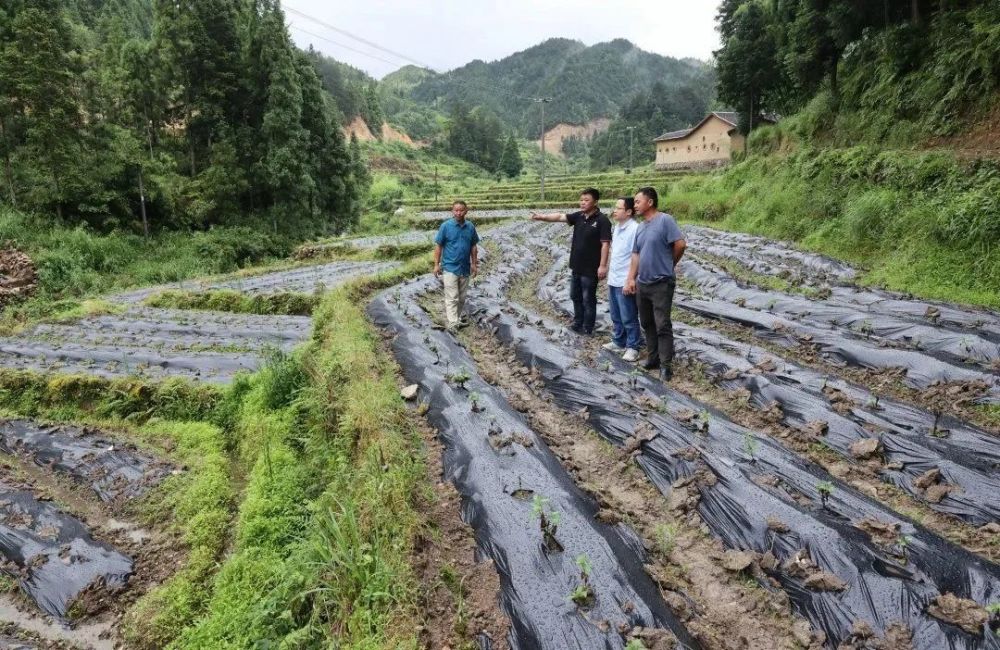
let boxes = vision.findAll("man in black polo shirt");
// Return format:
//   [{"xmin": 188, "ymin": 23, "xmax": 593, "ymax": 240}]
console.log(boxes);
[{"xmin": 531, "ymin": 188, "xmax": 612, "ymax": 334}]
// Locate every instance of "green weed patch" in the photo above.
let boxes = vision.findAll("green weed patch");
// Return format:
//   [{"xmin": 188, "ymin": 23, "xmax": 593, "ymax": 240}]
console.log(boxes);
[{"xmin": 144, "ymin": 289, "xmax": 319, "ymax": 316}]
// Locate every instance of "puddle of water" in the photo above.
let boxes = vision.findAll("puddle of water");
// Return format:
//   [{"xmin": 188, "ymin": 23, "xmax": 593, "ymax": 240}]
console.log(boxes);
[{"xmin": 0, "ymin": 594, "xmax": 114, "ymax": 650}]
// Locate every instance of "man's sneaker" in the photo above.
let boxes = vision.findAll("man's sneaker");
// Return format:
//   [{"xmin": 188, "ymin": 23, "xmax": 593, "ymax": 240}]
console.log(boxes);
[
  {"xmin": 642, "ymin": 357, "xmax": 661, "ymax": 371},
  {"xmin": 659, "ymin": 367, "xmax": 673, "ymax": 382},
  {"xmin": 622, "ymin": 348, "xmax": 640, "ymax": 362},
  {"xmin": 602, "ymin": 341, "xmax": 624, "ymax": 352},
  {"xmin": 570, "ymin": 324, "xmax": 584, "ymax": 334}
]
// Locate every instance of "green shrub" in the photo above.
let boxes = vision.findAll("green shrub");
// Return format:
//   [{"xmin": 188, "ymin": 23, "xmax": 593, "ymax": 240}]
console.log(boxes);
[{"xmin": 369, "ymin": 175, "xmax": 405, "ymax": 214}]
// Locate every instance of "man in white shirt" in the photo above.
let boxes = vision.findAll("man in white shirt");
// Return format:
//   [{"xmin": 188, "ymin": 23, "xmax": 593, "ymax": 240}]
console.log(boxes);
[{"xmin": 603, "ymin": 197, "xmax": 643, "ymax": 361}]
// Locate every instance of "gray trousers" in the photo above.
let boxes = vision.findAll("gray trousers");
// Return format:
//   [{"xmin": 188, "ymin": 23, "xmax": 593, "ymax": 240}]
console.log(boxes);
[{"xmin": 636, "ymin": 279, "xmax": 676, "ymax": 367}]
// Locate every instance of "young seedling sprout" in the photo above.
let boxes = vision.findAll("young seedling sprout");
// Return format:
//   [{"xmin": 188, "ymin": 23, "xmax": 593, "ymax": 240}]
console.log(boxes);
[
  {"xmin": 895, "ymin": 534, "xmax": 913, "ymax": 564},
  {"xmin": 743, "ymin": 431, "xmax": 759, "ymax": 462},
  {"xmin": 624, "ymin": 641, "xmax": 649, "ymax": 650},
  {"xmin": 532, "ymin": 494, "xmax": 563, "ymax": 552},
  {"xmin": 859, "ymin": 319, "xmax": 874, "ymax": 339},
  {"xmin": 696, "ymin": 409, "xmax": 711, "ymax": 434},
  {"xmin": 867, "ymin": 394, "xmax": 881, "ymax": 410},
  {"xmin": 468, "ymin": 391, "xmax": 483, "ymax": 413},
  {"xmin": 568, "ymin": 554, "xmax": 595, "ymax": 607},
  {"xmin": 628, "ymin": 367, "xmax": 643, "ymax": 390},
  {"xmin": 449, "ymin": 368, "xmax": 471, "ymax": 390},
  {"xmin": 817, "ymin": 480, "xmax": 834, "ymax": 508}
]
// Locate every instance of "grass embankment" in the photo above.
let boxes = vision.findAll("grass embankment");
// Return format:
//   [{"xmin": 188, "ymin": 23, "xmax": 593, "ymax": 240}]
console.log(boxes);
[
  {"xmin": 665, "ymin": 143, "xmax": 1000, "ymax": 308},
  {"xmin": 167, "ymin": 259, "xmax": 430, "ymax": 648}
]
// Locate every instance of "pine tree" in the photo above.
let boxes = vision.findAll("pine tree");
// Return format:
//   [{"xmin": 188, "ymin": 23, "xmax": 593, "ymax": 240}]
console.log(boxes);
[
  {"xmin": 501, "ymin": 133, "xmax": 523, "ymax": 178},
  {"xmin": 3, "ymin": 2, "xmax": 84, "ymax": 219},
  {"xmin": 255, "ymin": 2, "xmax": 309, "ymax": 233}
]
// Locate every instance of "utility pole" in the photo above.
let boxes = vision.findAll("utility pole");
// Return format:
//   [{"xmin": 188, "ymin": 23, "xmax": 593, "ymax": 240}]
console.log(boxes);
[
  {"xmin": 433, "ymin": 165, "xmax": 439, "ymax": 204},
  {"xmin": 625, "ymin": 126, "xmax": 635, "ymax": 174},
  {"xmin": 525, "ymin": 97, "xmax": 553, "ymax": 202}
]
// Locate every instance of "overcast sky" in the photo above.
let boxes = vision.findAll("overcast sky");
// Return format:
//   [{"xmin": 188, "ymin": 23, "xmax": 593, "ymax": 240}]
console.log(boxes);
[{"xmin": 282, "ymin": 0, "xmax": 722, "ymax": 79}]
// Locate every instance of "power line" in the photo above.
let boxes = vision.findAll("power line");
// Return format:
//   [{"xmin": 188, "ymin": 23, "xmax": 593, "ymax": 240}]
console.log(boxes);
[
  {"xmin": 288, "ymin": 24, "xmax": 402, "ymax": 68},
  {"xmin": 282, "ymin": 4, "xmax": 436, "ymax": 71}
]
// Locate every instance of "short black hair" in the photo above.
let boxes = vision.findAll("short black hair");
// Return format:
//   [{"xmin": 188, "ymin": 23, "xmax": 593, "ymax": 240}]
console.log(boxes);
[
  {"xmin": 618, "ymin": 197, "xmax": 635, "ymax": 214},
  {"xmin": 581, "ymin": 187, "xmax": 600, "ymax": 202},
  {"xmin": 636, "ymin": 186, "xmax": 658, "ymax": 208},
  {"xmin": 452, "ymin": 200, "xmax": 468, "ymax": 208}
]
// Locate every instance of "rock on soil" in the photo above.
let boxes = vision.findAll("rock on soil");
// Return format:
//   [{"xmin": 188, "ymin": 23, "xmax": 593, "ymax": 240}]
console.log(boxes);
[
  {"xmin": 802, "ymin": 571, "xmax": 847, "ymax": 592},
  {"xmin": 721, "ymin": 549, "xmax": 756, "ymax": 573},
  {"xmin": 849, "ymin": 438, "xmax": 882, "ymax": 460},
  {"xmin": 400, "ymin": 384, "xmax": 419, "ymax": 400},
  {"xmin": 927, "ymin": 593, "xmax": 989, "ymax": 635}
]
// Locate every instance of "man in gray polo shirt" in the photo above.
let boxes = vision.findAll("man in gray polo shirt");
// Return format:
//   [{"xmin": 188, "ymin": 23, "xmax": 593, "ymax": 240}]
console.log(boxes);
[{"xmin": 623, "ymin": 186, "xmax": 687, "ymax": 382}]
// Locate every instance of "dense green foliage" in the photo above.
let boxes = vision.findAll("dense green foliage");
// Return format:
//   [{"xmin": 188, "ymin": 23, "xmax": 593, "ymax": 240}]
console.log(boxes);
[
  {"xmin": 0, "ymin": 0, "xmax": 367, "ymax": 236},
  {"xmin": 715, "ymin": 0, "xmax": 1000, "ymax": 139},
  {"xmin": 402, "ymin": 38, "xmax": 714, "ymax": 137},
  {"xmin": 666, "ymin": 146, "xmax": 1000, "ymax": 307},
  {"xmin": 445, "ymin": 104, "xmax": 522, "ymax": 178},
  {"xmin": 306, "ymin": 47, "xmax": 386, "ymax": 132},
  {"xmin": 588, "ymin": 81, "xmax": 714, "ymax": 170},
  {"xmin": 378, "ymin": 65, "xmax": 444, "ymax": 141}
]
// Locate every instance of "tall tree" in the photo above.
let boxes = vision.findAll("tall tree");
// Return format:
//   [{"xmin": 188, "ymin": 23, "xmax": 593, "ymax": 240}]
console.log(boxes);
[
  {"xmin": 3, "ymin": 2, "xmax": 84, "ymax": 219},
  {"xmin": 715, "ymin": 1, "xmax": 786, "ymax": 131},
  {"xmin": 500, "ymin": 133, "xmax": 523, "ymax": 178}
]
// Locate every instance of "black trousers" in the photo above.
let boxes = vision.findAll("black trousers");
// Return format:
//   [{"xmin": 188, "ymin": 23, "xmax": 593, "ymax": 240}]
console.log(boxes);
[
  {"xmin": 569, "ymin": 272, "xmax": 598, "ymax": 333},
  {"xmin": 636, "ymin": 279, "xmax": 676, "ymax": 367}
]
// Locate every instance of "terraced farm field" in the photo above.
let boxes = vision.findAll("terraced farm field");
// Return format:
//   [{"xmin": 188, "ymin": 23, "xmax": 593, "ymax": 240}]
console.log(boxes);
[
  {"xmin": 0, "ymin": 220, "xmax": 996, "ymax": 649},
  {"xmin": 369, "ymin": 220, "xmax": 1000, "ymax": 649},
  {"xmin": 407, "ymin": 170, "xmax": 691, "ymax": 212}
]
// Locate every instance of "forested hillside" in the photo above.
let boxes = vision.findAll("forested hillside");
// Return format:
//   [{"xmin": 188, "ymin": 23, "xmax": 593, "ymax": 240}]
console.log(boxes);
[
  {"xmin": 403, "ymin": 38, "xmax": 715, "ymax": 137},
  {"xmin": 715, "ymin": 0, "xmax": 999, "ymax": 141},
  {"xmin": 0, "ymin": 0, "xmax": 368, "ymax": 237},
  {"xmin": 672, "ymin": 0, "xmax": 1000, "ymax": 308}
]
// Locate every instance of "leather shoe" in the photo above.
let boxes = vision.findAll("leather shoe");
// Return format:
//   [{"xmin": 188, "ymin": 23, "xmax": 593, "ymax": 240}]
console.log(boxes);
[
  {"xmin": 659, "ymin": 367, "xmax": 673, "ymax": 382},
  {"xmin": 642, "ymin": 357, "xmax": 660, "ymax": 370}
]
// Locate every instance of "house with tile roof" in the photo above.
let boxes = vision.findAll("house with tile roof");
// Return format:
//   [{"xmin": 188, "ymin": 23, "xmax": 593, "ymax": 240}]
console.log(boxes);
[{"xmin": 653, "ymin": 112, "xmax": 774, "ymax": 170}]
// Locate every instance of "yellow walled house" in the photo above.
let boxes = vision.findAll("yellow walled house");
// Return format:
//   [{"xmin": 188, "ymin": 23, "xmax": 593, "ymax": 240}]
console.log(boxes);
[{"xmin": 653, "ymin": 112, "xmax": 773, "ymax": 171}]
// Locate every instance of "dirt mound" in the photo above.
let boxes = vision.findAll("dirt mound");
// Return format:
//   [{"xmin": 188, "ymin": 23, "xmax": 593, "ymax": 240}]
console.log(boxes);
[
  {"xmin": 539, "ymin": 118, "xmax": 612, "ymax": 157},
  {"xmin": 343, "ymin": 116, "xmax": 376, "ymax": 142},
  {"xmin": 342, "ymin": 117, "xmax": 418, "ymax": 147},
  {"xmin": 381, "ymin": 122, "xmax": 416, "ymax": 146},
  {"xmin": 0, "ymin": 245, "xmax": 37, "ymax": 305}
]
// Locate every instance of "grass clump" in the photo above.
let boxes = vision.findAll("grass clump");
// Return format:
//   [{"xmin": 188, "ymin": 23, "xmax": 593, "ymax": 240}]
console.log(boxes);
[
  {"xmin": 0, "ymin": 370, "xmax": 223, "ymax": 424},
  {"xmin": 145, "ymin": 289, "xmax": 319, "ymax": 316}
]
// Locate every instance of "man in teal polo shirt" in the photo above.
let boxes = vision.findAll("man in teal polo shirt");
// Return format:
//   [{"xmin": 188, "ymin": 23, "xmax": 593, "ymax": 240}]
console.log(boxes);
[{"xmin": 433, "ymin": 200, "xmax": 480, "ymax": 331}]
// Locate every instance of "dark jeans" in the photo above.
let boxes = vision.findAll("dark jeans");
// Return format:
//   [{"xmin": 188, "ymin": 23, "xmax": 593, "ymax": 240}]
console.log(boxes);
[
  {"xmin": 609, "ymin": 286, "xmax": 643, "ymax": 349},
  {"xmin": 636, "ymin": 279, "xmax": 676, "ymax": 367},
  {"xmin": 569, "ymin": 272, "xmax": 597, "ymax": 333}
]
